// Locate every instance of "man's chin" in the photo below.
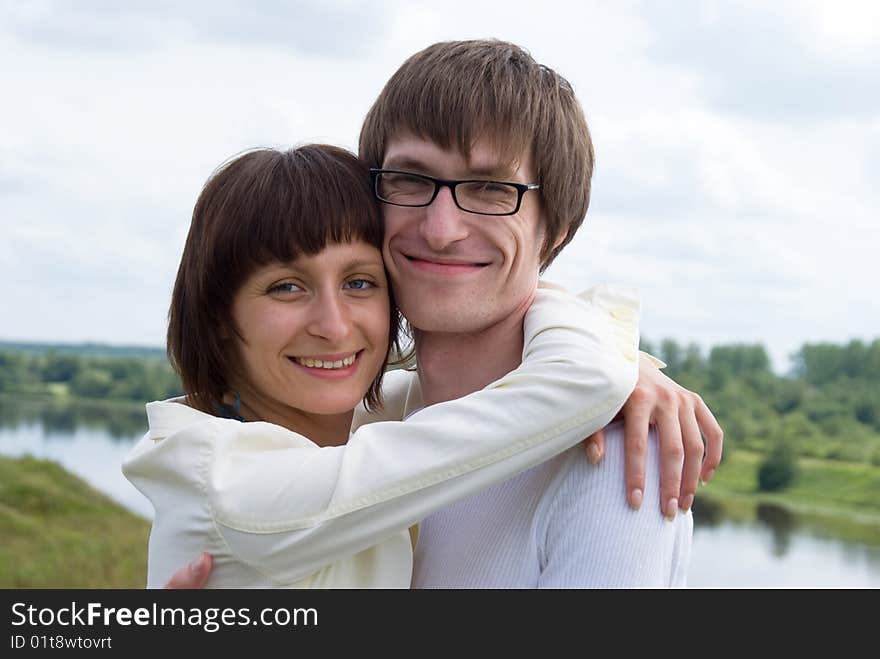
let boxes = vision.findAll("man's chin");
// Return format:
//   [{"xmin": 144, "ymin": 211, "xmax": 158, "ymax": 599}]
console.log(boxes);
[{"xmin": 401, "ymin": 305, "xmax": 494, "ymax": 335}]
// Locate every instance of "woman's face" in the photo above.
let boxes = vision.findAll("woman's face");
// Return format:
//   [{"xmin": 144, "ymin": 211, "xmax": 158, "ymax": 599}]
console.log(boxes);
[{"xmin": 229, "ymin": 240, "xmax": 390, "ymax": 420}]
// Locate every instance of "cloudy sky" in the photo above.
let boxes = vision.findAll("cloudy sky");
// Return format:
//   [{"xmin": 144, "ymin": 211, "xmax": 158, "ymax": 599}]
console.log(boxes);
[{"xmin": 2, "ymin": 0, "xmax": 878, "ymax": 372}]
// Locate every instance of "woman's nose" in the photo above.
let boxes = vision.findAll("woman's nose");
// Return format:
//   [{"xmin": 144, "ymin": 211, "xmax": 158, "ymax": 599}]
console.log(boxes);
[{"xmin": 306, "ymin": 295, "xmax": 352, "ymax": 344}]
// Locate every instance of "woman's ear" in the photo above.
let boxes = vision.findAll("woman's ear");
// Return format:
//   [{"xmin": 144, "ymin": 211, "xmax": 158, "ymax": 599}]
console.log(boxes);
[{"xmin": 218, "ymin": 317, "xmax": 237, "ymax": 341}]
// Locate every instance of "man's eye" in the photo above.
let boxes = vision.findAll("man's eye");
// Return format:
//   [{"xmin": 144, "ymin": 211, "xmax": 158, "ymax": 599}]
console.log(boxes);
[
  {"xmin": 470, "ymin": 181, "xmax": 513, "ymax": 196},
  {"xmin": 269, "ymin": 282, "xmax": 303, "ymax": 294},
  {"xmin": 344, "ymin": 279, "xmax": 375, "ymax": 291},
  {"xmin": 386, "ymin": 173, "xmax": 430, "ymax": 188}
]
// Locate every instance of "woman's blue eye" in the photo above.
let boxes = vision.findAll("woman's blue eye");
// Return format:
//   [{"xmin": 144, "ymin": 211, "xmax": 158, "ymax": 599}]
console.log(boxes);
[
  {"xmin": 270, "ymin": 282, "xmax": 303, "ymax": 294},
  {"xmin": 344, "ymin": 279, "xmax": 374, "ymax": 290}
]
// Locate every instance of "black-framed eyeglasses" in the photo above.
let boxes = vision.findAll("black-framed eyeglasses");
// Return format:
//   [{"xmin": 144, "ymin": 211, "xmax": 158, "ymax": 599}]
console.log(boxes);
[{"xmin": 370, "ymin": 169, "xmax": 540, "ymax": 217}]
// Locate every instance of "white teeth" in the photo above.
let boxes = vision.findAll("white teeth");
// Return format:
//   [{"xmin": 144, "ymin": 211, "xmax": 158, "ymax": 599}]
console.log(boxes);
[{"xmin": 293, "ymin": 354, "xmax": 356, "ymax": 369}]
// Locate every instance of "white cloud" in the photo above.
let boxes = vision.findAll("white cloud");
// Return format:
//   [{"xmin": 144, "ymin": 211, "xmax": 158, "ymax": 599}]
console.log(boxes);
[
  {"xmin": 1, "ymin": 0, "xmax": 877, "ymax": 373},
  {"xmin": 2, "ymin": 0, "xmax": 388, "ymax": 55},
  {"xmin": 640, "ymin": 0, "xmax": 880, "ymax": 119}
]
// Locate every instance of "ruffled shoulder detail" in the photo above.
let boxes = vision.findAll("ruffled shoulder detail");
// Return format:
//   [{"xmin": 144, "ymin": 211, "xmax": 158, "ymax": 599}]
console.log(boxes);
[
  {"xmin": 579, "ymin": 283, "xmax": 640, "ymax": 365},
  {"xmin": 537, "ymin": 281, "xmax": 640, "ymax": 365},
  {"xmin": 145, "ymin": 397, "xmax": 215, "ymax": 441}
]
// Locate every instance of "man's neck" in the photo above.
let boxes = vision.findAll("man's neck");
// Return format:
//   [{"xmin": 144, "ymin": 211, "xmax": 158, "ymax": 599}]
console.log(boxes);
[{"xmin": 414, "ymin": 300, "xmax": 532, "ymax": 406}]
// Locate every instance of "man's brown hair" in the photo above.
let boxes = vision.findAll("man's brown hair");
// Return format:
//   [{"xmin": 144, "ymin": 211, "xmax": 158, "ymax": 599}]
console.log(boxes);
[
  {"xmin": 167, "ymin": 144, "xmax": 400, "ymax": 416},
  {"xmin": 359, "ymin": 39, "xmax": 594, "ymax": 268}
]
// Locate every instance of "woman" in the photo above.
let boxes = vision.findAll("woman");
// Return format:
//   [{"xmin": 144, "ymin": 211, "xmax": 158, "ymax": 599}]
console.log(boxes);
[{"xmin": 123, "ymin": 144, "xmax": 641, "ymax": 588}]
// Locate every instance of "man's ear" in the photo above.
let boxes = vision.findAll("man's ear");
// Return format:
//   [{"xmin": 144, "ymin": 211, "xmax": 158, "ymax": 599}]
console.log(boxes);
[
  {"xmin": 538, "ymin": 231, "xmax": 568, "ymax": 273},
  {"xmin": 549, "ymin": 229, "xmax": 568, "ymax": 253},
  {"xmin": 552, "ymin": 231, "xmax": 567, "ymax": 251}
]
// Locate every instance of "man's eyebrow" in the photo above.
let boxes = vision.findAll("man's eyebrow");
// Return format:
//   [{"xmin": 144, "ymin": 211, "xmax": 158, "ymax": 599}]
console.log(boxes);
[
  {"xmin": 381, "ymin": 156, "xmax": 433, "ymax": 173},
  {"xmin": 382, "ymin": 156, "xmax": 515, "ymax": 180},
  {"xmin": 467, "ymin": 164, "xmax": 517, "ymax": 179}
]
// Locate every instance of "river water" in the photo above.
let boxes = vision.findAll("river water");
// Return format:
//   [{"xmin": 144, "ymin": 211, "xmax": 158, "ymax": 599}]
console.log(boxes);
[{"xmin": 2, "ymin": 398, "xmax": 878, "ymax": 588}]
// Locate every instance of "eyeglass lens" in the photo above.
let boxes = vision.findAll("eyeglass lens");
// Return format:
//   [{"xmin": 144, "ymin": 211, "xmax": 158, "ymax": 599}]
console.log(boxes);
[{"xmin": 376, "ymin": 172, "xmax": 520, "ymax": 214}]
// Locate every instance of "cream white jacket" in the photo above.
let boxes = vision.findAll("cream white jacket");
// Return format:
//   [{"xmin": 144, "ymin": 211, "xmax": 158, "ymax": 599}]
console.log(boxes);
[{"xmin": 122, "ymin": 283, "xmax": 641, "ymax": 588}]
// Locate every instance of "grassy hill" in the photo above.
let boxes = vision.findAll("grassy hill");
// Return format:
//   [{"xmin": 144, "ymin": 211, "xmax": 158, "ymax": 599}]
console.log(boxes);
[{"xmin": 0, "ymin": 455, "xmax": 149, "ymax": 588}]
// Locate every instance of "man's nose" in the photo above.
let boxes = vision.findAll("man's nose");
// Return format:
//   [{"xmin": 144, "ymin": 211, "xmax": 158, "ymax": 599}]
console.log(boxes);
[
  {"xmin": 419, "ymin": 185, "xmax": 469, "ymax": 251},
  {"xmin": 307, "ymin": 294, "xmax": 351, "ymax": 344}
]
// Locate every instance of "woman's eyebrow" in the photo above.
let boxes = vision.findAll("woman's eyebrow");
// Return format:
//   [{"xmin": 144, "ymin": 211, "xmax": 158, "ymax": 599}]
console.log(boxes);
[
  {"xmin": 269, "ymin": 259, "xmax": 382, "ymax": 273},
  {"xmin": 343, "ymin": 259, "xmax": 385, "ymax": 271}
]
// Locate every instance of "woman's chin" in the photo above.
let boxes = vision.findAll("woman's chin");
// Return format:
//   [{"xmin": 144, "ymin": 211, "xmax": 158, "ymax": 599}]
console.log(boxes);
[{"xmin": 299, "ymin": 395, "xmax": 366, "ymax": 417}]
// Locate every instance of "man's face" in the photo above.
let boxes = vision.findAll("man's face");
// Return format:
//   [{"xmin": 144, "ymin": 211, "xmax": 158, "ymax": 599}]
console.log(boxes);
[{"xmin": 380, "ymin": 134, "xmax": 548, "ymax": 334}]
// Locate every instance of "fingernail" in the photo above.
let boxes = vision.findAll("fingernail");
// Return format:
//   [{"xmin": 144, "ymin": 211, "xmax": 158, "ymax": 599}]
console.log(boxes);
[
  {"xmin": 681, "ymin": 494, "xmax": 694, "ymax": 511},
  {"xmin": 665, "ymin": 498, "xmax": 678, "ymax": 521},
  {"xmin": 587, "ymin": 443, "xmax": 602, "ymax": 465},
  {"xmin": 704, "ymin": 468, "xmax": 715, "ymax": 484},
  {"xmin": 189, "ymin": 553, "xmax": 208, "ymax": 578},
  {"xmin": 630, "ymin": 488, "xmax": 643, "ymax": 510}
]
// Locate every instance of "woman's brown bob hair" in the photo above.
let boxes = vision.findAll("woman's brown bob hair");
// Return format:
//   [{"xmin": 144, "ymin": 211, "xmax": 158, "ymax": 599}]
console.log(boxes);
[{"xmin": 167, "ymin": 144, "xmax": 401, "ymax": 416}]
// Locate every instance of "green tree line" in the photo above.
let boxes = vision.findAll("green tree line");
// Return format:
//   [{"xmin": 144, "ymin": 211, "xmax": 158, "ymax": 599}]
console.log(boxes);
[
  {"xmin": 640, "ymin": 338, "xmax": 880, "ymax": 472},
  {"xmin": 0, "ymin": 349, "xmax": 181, "ymax": 403},
  {"xmin": 2, "ymin": 338, "xmax": 879, "ymax": 475}
]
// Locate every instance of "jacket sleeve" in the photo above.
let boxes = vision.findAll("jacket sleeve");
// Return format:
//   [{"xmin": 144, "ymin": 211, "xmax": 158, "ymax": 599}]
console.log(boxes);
[{"xmin": 149, "ymin": 284, "xmax": 640, "ymax": 585}]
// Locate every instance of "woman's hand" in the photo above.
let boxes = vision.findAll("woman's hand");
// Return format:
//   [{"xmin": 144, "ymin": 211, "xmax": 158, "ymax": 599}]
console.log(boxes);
[
  {"xmin": 163, "ymin": 553, "xmax": 212, "ymax": 589},
  {"xmin": 584, "ymin": 356, "xmax": 723, "ymax": 518}
]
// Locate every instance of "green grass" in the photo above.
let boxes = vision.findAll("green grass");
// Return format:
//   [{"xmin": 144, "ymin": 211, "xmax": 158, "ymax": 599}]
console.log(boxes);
[
  {"xmin": 0, "ymin": 455, "xmax": 149, "ymax": 588},
  {"xmin": 708, "ymin": 449, "xmax": 880, "ymax": 512},
  {"xmin": 698, "ymin": 449, "xmax": 880, "ymax": 545}
]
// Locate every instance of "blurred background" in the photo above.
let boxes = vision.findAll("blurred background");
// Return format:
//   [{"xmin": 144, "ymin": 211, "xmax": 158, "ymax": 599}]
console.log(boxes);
[{"xmin": 1, "ymin": 0, "xmax": 878, "ymax": 587}]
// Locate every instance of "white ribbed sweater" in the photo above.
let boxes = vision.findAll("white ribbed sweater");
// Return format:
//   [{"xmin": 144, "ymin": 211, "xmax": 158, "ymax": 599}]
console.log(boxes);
[{"xmin": 411, "ymin": 421, "xmax": 693, "ymax": 588}]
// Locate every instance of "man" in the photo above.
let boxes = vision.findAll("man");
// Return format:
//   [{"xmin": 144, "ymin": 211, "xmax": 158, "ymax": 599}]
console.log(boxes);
[{"xmin": 169, "ymin": 39, "xmax": 722, "ymax": 588}]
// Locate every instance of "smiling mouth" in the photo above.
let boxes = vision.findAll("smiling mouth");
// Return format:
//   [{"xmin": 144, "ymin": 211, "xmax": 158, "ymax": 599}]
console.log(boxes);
[
  {"xmin": 404, "ymin": 255, "xmax": 490, "ymax": 268},
  {"xmin": 290, "ymin": 353, "xmax": 358, "ymax": 370}
]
